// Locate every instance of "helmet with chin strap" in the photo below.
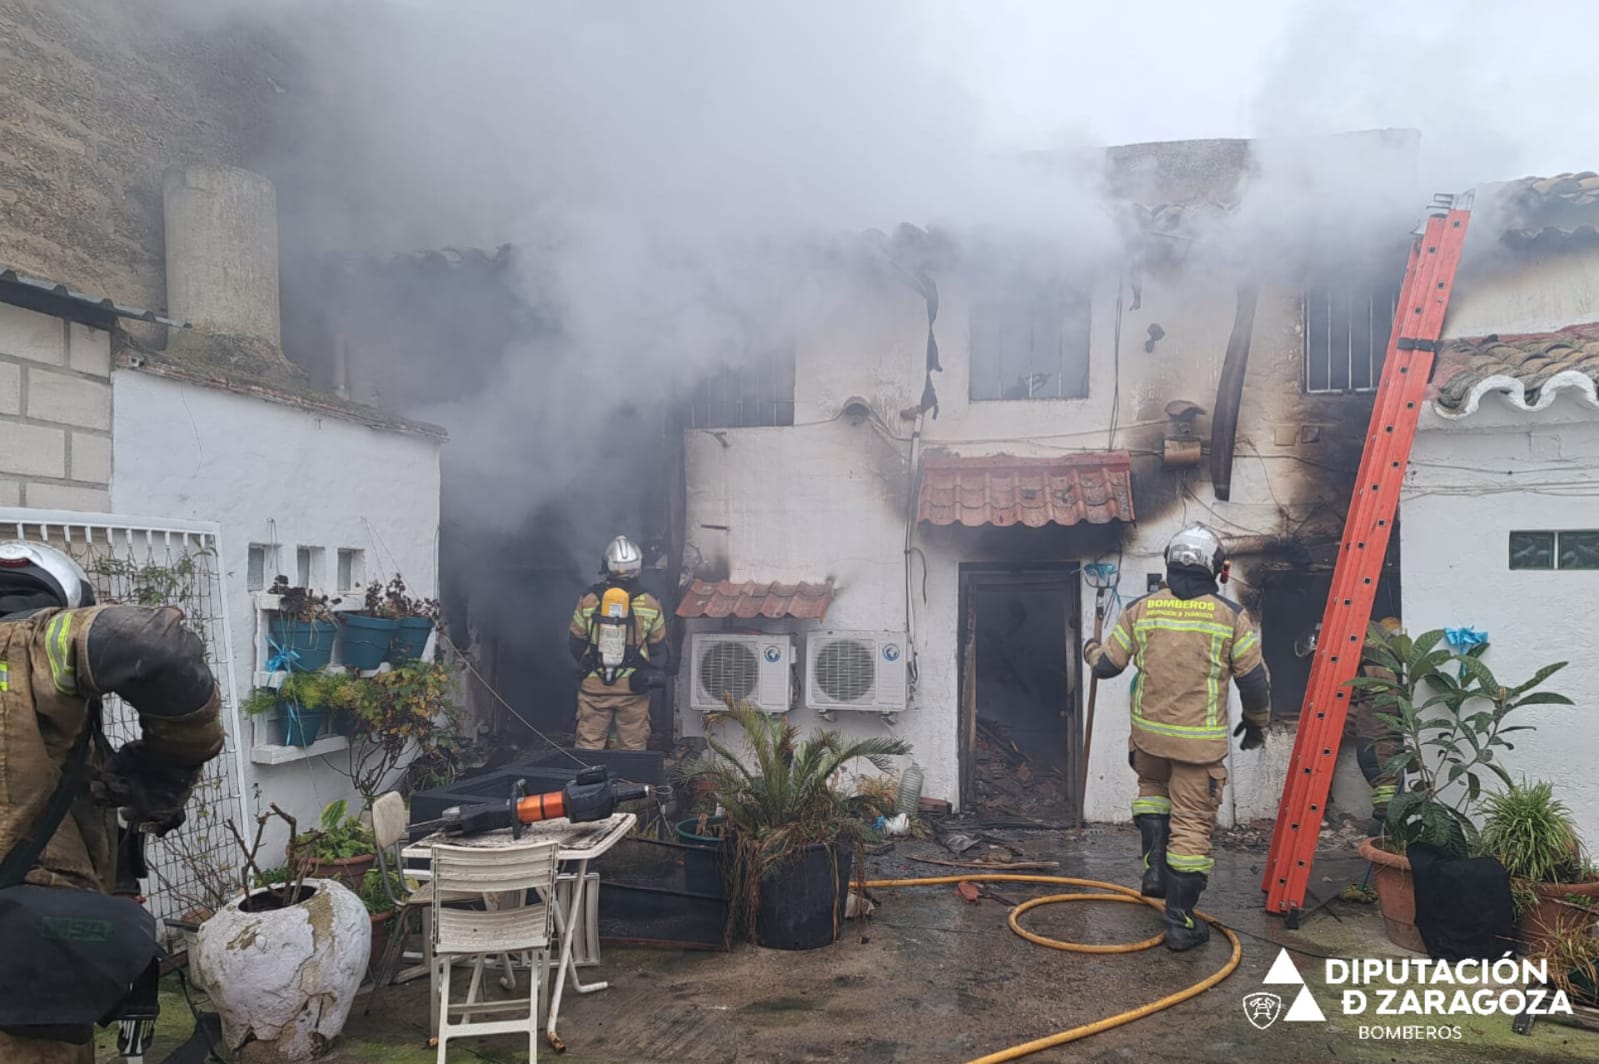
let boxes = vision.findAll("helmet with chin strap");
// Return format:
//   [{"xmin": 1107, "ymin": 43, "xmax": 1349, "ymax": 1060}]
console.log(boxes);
[{"xmin": 0, "ymin": 541, "xmax": 95, "ymax": 618}]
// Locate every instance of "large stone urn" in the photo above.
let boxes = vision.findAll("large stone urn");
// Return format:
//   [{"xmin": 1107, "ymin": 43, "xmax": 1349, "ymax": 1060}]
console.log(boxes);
[{"xmin": 195, "ymin": 878, "xmax": 371, "ymax": 1060}]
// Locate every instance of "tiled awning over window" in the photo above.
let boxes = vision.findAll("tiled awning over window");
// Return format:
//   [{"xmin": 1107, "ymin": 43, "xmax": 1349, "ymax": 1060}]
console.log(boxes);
[
  {"xmin": 675, "ymin": 580, "xmax": 834, "ymax": 620},
  {"xmin": 916, "ymin": 452, "xmax": 1135, "ymax": 528}
]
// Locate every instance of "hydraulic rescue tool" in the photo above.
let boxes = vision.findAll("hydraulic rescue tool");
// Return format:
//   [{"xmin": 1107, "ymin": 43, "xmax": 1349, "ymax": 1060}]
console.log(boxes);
[{"xmin": 409, "ymin": 766, "xmax": 650, "ymax": 840}]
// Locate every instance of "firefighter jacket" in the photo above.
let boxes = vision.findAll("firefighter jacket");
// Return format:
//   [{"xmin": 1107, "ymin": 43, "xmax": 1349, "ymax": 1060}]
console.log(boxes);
[
  {"xmin": 0, "ymin": 605, "xmax": 223, "ymax": 892},
  {"xmin": 1086, "ymin": 589, "xmax": 1270, "ymax": 763},
  {"xmin": 568, "ymin": 587, "xmax": 667, "ymax": 693}
]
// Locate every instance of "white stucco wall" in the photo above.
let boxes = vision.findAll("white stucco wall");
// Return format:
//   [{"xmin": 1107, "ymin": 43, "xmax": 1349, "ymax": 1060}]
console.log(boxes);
[
  {"xmin": 1448, "ymin": 243, "xmax": 1599, "ymax": 337},
  {"xmin": 1401, "ymin": 394, "xmax": 1599, "ymax": 841},
  {"xmin": 683, "ymin": 259, "xmax": 1372, "ymax": 823},
  {"xmin": 111, "ymin": 368, "xmax": 442, "ymax": 851}
]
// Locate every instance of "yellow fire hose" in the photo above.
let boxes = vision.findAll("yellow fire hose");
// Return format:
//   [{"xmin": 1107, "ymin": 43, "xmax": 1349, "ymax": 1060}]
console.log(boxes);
[{"xmin": 857, "ymin": 873, "xmax": 1243, "ymax": 1064}]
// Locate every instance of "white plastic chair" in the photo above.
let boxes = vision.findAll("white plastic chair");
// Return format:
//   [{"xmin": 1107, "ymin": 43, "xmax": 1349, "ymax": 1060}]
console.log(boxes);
[{"xmin": 431, "ymin": 839, "xmax": 560, "ymax": 1064}]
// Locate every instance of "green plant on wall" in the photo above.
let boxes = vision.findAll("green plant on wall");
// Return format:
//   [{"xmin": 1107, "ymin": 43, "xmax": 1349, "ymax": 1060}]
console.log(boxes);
[
  {"xmin": 1352, "ymin": 624, "xmax": 1571, "ymax": 856},
  {"xmin": 335, "ymin": 660, "xmax": 461, "ymax": 804},
  {"xmin": 88, "ymin": 549, "xmax": 215, "ymax": 644}
]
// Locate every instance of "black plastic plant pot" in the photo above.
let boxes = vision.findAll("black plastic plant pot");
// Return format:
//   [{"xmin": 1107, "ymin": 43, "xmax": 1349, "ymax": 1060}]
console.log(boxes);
[{"xmin": 754, "ymin": 840, "xmax": 853, "ymax": 951}]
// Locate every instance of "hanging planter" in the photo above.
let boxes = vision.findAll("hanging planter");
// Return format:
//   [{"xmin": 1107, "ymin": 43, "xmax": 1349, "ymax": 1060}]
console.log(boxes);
[
  {"xmin": 195, "ymin": 879, "xmax": 370, "ymax": 1061},
  {"xmin": 279, "ymin": 702, "xmax": 327, "ymax": 747},
  {"xmin": 340, "ymin": 614, "xmax": 399, "ymax": 671},
  {"xmin": 389, "ymin": 618, "xmax": 434, "ymax": 661},
  {"xmin": 269, "ymin": 620, "xmax": 338, "ymax": 672}
]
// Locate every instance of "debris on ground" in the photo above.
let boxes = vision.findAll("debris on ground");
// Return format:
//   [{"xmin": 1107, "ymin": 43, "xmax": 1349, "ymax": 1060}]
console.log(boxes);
[
  {"xmin": 940, "ymin": 832, "xmax": 982, "ymax": 854},
  {"xmin": 908, "ymin": 856, "xmax": 1060, "ymax": 872},
  {"xmin": 845, "ymin": 890, "xmax": 876, "ymax": 919},
  {"xmin": 954, "ymin": 881, "xmax": 981, "ymax": 904},
  {"xmin": 1215, "ymin": 818, "xmax": 1274, "ymax": 848},
  {"xmin": 1339, "ymin": 883, "xmax": 1378, "ymax": 904},
  {"xmin": 974, "ymin": 716, "xmax": 1070, "ymax": 825}
]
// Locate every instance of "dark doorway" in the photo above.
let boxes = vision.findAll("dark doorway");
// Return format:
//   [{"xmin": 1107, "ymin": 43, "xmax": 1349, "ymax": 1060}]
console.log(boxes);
[{"xmin": 958, "ymin": 566, "xmax": 1081, "ymax": 825}]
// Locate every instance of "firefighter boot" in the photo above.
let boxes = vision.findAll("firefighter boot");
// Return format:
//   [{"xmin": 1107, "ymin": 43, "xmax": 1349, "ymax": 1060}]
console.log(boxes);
[
  {"xmin": 1163, "ymin": 870, "xmax": 1210, "ymax": 951},
  {"xmin": 1135, "ymin": 814, "xmax": 1170, "ymax": 898}
]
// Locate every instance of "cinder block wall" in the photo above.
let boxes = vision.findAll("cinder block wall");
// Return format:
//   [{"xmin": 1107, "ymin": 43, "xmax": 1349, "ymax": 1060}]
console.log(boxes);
[{"xmin": 0, "ymin": 303, "xmax": 113, "ymax": 511}]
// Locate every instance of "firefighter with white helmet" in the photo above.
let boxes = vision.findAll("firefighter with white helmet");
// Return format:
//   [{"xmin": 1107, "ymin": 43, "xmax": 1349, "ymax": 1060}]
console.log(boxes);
[
  {"xmin": 0, "ymin": 542, "xmax": 223, "ymax": 1059},
  {"xmin": 567, "ymin": 536, "xmax": 669, "ymax": 751},
  {"xmin": 1083, "ymin": 523, "xmax": 1271, "ymax": 951}
]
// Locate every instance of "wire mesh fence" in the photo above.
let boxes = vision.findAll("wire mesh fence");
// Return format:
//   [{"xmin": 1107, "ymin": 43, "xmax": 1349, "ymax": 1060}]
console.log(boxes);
[{"xmin": 2, "ymin": 510, "xmax": 247, "ymax": 928}]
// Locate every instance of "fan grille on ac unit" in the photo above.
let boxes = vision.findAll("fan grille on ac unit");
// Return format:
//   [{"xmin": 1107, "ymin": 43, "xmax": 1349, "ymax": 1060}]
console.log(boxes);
[
  {"xmin": 698, "ymin": 640, "xmax": 759, "ymax": 703},
  {"xmin": 813, "ymin": 639, "xmax": 875, "ymax": 703}
]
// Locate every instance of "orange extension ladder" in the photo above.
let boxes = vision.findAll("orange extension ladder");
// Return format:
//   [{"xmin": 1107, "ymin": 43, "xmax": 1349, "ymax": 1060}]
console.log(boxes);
[{"xmin": 1261, "ymin": 192, "xmax": 1474, "ymax": 924}]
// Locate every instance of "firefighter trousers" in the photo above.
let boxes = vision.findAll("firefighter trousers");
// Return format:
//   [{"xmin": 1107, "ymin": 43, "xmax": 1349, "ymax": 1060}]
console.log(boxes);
[
  {"xmin": 1130, "ymin": 748, "xmax": 1227, "ymax": 876},
  {"xmin": 1353, "ymin": 699, "xmax": 1401, "ymax": 813},
  {"xmin": 575, "ymin": 683, "xmax": 651, "ymax": 751}
]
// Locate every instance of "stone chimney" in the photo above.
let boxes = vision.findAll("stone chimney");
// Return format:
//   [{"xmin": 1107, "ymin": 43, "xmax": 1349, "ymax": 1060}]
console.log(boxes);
[{"xmin": 162, "ymin": 164, "xmax": 285, "ymax": 363}]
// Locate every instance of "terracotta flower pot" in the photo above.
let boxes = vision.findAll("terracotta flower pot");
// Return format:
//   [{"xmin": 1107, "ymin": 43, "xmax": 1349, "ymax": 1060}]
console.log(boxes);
[
  {"xmin": 1358, "ymin": 837, "xmax": 1427, "ymax": 954},
  {"xmin": 1518, "ymin": 879, "xmax": 1599, "ymax": 960},
  {"xmin": 303, "ymin": 853, "xmax": 376, "ymax": 891},
  {"xmin": 367, "ymin": 910, "xmax": 396, "ymax": 978}
]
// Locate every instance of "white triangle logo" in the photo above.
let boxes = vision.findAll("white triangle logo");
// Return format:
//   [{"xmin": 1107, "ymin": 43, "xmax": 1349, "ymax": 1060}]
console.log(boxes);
[
  {"xmin": 1284, "ymin": 986, "xmax": 1327, "ymax": 1022},
  {"xmin": 1262, "ymin": 948, "xmax": 1304, "ymax": 985}
]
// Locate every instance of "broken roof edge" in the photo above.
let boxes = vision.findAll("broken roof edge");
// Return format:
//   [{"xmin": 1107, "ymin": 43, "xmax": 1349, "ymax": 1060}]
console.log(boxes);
[
  {"xmin": 115, "ymin": 343, "xmax": 449, "ymax": 442},
  {"xmin": 0, "ymin": 267, "xmax": 188, "ymax": 330}
]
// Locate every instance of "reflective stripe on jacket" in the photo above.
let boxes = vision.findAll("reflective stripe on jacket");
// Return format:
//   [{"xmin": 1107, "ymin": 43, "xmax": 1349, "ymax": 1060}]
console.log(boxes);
[{"xmin": 1089, "ymin": 589, "xmax": 1268, "ymax": 762}]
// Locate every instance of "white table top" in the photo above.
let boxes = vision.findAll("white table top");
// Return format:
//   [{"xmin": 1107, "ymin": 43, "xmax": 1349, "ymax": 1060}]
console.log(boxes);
[{"xmin": 403, "ymin": 811, "xmax": 635, "ymax": 862}]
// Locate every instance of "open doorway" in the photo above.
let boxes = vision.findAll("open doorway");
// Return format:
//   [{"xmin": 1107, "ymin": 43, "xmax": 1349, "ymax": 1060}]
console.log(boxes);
[{"xmin": 958, "ymin": 565, "xmax": 1081, "ymax": 826}]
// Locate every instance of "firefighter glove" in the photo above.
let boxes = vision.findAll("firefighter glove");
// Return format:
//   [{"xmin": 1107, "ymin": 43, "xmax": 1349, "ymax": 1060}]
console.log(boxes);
[
  {"xmin": 1082, "ymin": 639, "xmax": 1102, "ymax": 664},
  {"xmin": 95, "ymin": 741, "xmax": 198, "ymax": 835},
  {"xmin": 1233, "ymin": 720, "xmax": 1265, "ymax": 751}
]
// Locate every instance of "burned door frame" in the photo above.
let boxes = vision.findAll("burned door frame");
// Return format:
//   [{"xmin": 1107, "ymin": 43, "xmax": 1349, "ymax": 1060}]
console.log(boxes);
[{"xmin": 956, "ymin": 563, "xmax": 1084, "ymax": 818}]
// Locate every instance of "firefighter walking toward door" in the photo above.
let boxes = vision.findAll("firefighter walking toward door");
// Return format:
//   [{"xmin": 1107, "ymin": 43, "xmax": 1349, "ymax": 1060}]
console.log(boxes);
[
  {"xmin": 1083, "ymin": 524, "xmax": 1271, "ymax": 951},
  {"xmin": 568, "ymin": 536, "xmax": 669, "ymax": 751}
]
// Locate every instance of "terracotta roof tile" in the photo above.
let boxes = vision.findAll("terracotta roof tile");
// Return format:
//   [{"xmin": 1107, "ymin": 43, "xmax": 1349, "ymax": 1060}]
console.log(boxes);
[
  {"xmin": 1432, "ymin": 324, "xmax": 1599, "ymax": 417},
  {"xmin": 676, "ymin": 580, "xmax": 834, "ymax": 620},
  {"xmin": 916, "ymin": 452, "xmax": 1135, "ymax": 528},
  {"xmin": 1487, "ymin": 172, "xmax": 1599, "ymax": 246}
]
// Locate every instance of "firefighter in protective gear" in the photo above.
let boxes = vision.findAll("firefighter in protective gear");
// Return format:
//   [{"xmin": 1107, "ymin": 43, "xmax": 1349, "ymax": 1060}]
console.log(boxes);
[
  {"xmin": 1083, "ymin": 524, "xmax": 1271, "ymax": 951},
  {"xmin": 1352, "ymin": 617, "xmax": 1404, "ymax": 829},
  {"xmin": 0, "ymin": 542, "xmax": 224, "ymax": 1062},
  {"xmin": 568, "ymin": 536, "xmax": 669, "ymax": 751}
]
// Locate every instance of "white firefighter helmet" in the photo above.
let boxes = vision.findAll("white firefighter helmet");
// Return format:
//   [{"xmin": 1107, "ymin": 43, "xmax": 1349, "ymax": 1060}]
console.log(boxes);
[
  {"xmin": 0, "ymin": 540, "xmax": 95, "ymax": 613},
  {"xmin": 603, "ymin": 536, "xmax": 643, "ymax": 580},
  {"xmin": 1164, "ymin": 523, "xmax": 1224, "ymax": 576}
]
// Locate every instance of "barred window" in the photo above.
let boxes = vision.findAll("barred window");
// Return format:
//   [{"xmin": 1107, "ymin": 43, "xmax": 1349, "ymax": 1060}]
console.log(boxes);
[
  {"xmin": 969, "ymin": 287, "xmax": 1091, "ymax": 401},
  {"xmin": 686, "ymin": 348, "xmax": 795, "ymax": 428},
  {"xmin": 1304, "ymin": 275, "xmax": 1404, "ymax": 394}
]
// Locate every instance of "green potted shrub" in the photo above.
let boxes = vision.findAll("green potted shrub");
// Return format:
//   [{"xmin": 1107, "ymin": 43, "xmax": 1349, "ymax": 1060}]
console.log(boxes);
[
  {"xmin": 1478, "ymin": 781, "xmax": 1599, "ymax": 960},
  {"xmin": 242, "ymin": 670, "xmax": 340, "ymax": 747},
  {"xmin": 331, "ymin": 659, "xmax": 460, "ymax": 804},
  {"xmin": 290, "ymin": 799, "xmax": 378, "ymax": 890},
  {"xmin": 679, "ymin": 699, "xmax": 909, "ymax": 950},
  {"xmin": 267, "ymin": 576, "xmax": 341, "ymax": 672},
  {"xmin": 1351, "ymin": 624, "xmax": 1570, "ymax": 952}
]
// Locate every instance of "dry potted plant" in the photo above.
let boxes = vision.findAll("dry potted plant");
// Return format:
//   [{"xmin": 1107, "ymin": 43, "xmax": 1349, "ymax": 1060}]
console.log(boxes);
[
  {"xmin": 1351, "ymin": 623, "xmax": 1570, "ymax": 952},
  {"xmin": 193, "ymin": 805, "xmax": 371, "ymax": 1061},
  {"xmin": 1477, "ymin": 780, "xmax": 1599, "ymax": 960},
  {"xmin": 678, "ymin": 699, "xmax": 909, "ymax": 950}
]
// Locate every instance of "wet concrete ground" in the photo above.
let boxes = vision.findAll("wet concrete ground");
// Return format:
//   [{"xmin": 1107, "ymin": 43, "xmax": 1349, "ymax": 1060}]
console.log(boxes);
[{"xmin": 110, "ymin": 825, "xmax": 1599, "ymax": 1063}]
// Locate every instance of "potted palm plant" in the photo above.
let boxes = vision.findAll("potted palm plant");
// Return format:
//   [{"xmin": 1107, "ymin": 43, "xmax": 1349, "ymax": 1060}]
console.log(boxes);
[
  {"xmin": 1477, "ymin": 780, "xmax": 1599, "ymax": 960},
  {"xmin": 679, "ymin": 699, "xmax": 909, "ymax": 950},
  {"xmin": 1351, "ymin": 624, "xmax": 1570, "ymax": 952}
]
